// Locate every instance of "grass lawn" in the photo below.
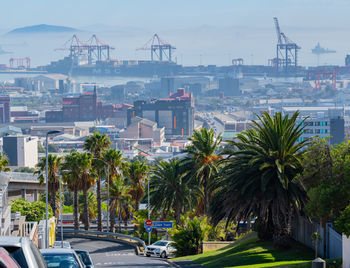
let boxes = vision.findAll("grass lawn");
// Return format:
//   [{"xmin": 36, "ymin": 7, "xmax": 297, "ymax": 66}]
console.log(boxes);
[{"xmin": 172, "ymin": 233, "xmax": 315, "ymax": 268}]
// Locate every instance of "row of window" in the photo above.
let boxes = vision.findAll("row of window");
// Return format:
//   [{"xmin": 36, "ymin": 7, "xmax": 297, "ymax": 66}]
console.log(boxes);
[
  {"xmin": 300, "ymin": 121, "xmax": 328, "ymax": 127},
  {"xmin": 303, "ymin": 129, "xmax": 328, "ymax": 134}
]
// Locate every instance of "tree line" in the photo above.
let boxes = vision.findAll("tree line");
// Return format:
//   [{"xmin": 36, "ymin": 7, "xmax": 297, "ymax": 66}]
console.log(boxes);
[{"xmin": 4, "ymin": 110, "xmax": 350, "ymax": 250}]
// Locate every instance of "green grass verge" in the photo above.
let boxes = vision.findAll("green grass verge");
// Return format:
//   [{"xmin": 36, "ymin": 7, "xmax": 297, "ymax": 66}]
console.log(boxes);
[{"xmin": 172, "ymin": 233, "xmax": 315, "ymax": 267}]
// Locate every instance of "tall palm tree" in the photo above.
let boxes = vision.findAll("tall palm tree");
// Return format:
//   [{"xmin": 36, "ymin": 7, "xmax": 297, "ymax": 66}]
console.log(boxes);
[
  {"xmin": 61, "ymin": 151, "xmax": 82, "ymax": 230},
  {"xmin": 0, "ymin": 154, "xmax": 10, "ymax": 172},
  {"xmin": 104, "ymin": 175, "xmax": 131, "ymax": 233},
  {"xmin": 76, "ymin": 152, "xmax": 94, "ymax": 230},
  {"xmin": 84, "ymin": 132, "xmax": 111, "ymax": 231},
  {"xmin": 149, "ymin": 159, "xmax": 201, "ymax": 225},
  {"xmin": 125, "ymin": 160, "xmax": 148, "ymax": 212},
  {"xmin": 102, "ymin": 148, "xmax": 125, "ymax": 231},
  {"xmin": 35, "ymin": 154, "xmax": 62, "ymax": 218},
  {"xmin": 210, "ymin": 111, "xmax": 309, "ymax": 248},
  {"xmin": 183, "ymin": 128, "xmax": 222, "ymax": 215}
]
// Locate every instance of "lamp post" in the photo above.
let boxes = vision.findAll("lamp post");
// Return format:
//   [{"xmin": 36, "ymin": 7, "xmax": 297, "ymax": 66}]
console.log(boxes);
[
  {"xmin": 106, "ymin": 167, "xmax": 109, "ymax": 232},
  {"xmin": 59, "ymin": 174, "xmax": 63, "ymax": 247},
  {"xmin": 45, "ymin": 130, "xmax": 60, "ymax": 249},
  {"xmin": 148, "ymin": 172, "xmax": 150, "ymax": 246}
]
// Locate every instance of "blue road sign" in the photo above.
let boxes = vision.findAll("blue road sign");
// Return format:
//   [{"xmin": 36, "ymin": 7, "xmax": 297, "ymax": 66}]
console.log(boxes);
[
  {"xmin": 145, "ymin": 226, "xmax": 153, "ymax": 232},
  {"xmin": 153, "ymin": 221, "xmax": 173, "ymax": 228}
]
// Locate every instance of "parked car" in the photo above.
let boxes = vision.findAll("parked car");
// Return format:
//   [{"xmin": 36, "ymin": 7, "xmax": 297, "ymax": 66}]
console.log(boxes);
[
  {"xmin": 52, "ymin": 241, "xmax": 71, "ymax": 249},
  {"xmin": 145, "ymin": 240, "xmax": 176, "ymax": 258},
  {"xmin": 75, "ymin": 249, "xmax": 94, "ymax": 268},
  {"xmin": 40, "ymin": 248, "xmax": 84, "ymax": 268},
  {"xmin": 0, "ymin": 247, "xmax": 20, "ymax": 268},
  {"xmin": 0, "ymin": 236, "xmax": 46, "ymax": 268}
]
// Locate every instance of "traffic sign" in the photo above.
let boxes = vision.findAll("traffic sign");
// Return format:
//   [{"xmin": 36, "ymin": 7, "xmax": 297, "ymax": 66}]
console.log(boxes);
[
  {"xmin": 145, "ymin": 220, "xmax": 152, "ymax": 226},
  {"xmin": 145, "ymin": 226, "xmax": 153, "ymax": 232},
  {"xmin": 152, "ymin": 221, "xmax": 173, "ymax": 229}
]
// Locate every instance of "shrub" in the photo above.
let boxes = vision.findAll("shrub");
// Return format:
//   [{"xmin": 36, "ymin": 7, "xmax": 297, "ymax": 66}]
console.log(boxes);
[
  {"xmin": 11, "ymin": 199, "xmax": 53, "ymax": 222},
  {"xmin": 172, "ymin": 217, "xmax": 204, "ymax": 257}
]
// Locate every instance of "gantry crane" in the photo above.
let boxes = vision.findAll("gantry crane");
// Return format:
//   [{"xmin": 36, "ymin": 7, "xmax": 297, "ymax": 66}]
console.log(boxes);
[
  {"xmin": 137, "ymin": 34, "xmax": 176, "ymax": 62},
  {"xmin": 273, "ymin": 17, "xmax": 300, "ymax": 73}
]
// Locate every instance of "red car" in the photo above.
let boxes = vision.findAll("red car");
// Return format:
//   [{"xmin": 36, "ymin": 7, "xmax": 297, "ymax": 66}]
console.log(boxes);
[{"xmin": 0, "ymin": 247, "xmax": 20, "ymax": 268}]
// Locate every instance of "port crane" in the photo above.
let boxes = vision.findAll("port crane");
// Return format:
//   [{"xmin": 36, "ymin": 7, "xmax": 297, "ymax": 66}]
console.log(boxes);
[
  {"xmin": 273, "ymin": 17, "xmax": 300, "ymax": 73},
  {"xmin": 137, "ymin": 34, "xmax": 176, "ymax": 62}
]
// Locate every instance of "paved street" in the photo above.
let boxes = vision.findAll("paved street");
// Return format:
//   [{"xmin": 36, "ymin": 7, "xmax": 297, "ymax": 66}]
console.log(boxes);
[{"xmin": 66, "ymin": 237, "xmax": 171, "ymax": 268}]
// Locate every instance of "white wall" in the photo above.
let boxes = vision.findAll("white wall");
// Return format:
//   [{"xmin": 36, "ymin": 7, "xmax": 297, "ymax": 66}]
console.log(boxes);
[{"xmin": 343, "ymin": 234, "xmax": 350, "ymax": 268}]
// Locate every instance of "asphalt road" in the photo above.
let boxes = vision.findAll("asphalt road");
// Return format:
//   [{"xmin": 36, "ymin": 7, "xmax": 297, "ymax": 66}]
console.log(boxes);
[{"xmin": 66, "ymin": 237, "xmax": 171, "ymax": 268}]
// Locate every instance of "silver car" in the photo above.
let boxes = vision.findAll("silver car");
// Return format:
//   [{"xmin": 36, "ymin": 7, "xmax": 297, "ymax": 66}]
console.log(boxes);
[
  {"xmin": 0, "ymin": 236, "xmax": 46, "ymax": 268},
  {"xmin": 40, "ymin": 248, "xmax": 84, "ymax": 268}
]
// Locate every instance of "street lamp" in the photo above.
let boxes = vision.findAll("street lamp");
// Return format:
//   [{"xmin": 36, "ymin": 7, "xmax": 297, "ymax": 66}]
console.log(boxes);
[
  {"xmin": 45, "ymin": 130, "xmax": 60, "ymax": 249},
  {"xmin": 148, "ymin": 172, "xmax": 150, "ymax": 246}
]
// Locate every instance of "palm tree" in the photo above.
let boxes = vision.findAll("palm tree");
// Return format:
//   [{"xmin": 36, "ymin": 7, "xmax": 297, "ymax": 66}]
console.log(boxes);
[
  {"xmin": 0, "ymin": 154, "xmax": 10, "ymax": 172},
  {"xmin": 76, "ymin": 152, "xmax": 94, "ymax": 230},
  {"xmin": 61, "ymin": 151, "xmax": 82, "ymax": 230},
  {"xmin": 35, "ymin": 154, "xmax": 62, "ymax": 218},
  {"xmin": 104, "ymin": 175, "xmax": 131, "ymax": 232},
  {"xmin": 183, "ymin": 128, "xmax": 222, "ymax": 215},
  {"xmin": 210, "ymin": 111, "xmax": 309, "ymax": 248},
  {"xmin": 102, "ymin": 148, "xmax": 125, "ymax": 231},
  {"xmin": 84, "ymin": 132, "xmax": 111, "ymax": 231},
  {"xmin": 125, "ymin": 160, "xmax": 148, "ymax": 212},
  {"xmin": 78, "ymin": 190, "xmax": 97, "ymax": 224},
  {"xmin": 149, "ymin": 159, "xmax": 201, "ymax": 225}
]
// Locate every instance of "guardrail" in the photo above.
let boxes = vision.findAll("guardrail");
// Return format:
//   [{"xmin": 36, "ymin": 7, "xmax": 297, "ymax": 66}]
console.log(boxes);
[{"xmin": 60, "ymin": 229, "xmax": 146, "ymax": 254}]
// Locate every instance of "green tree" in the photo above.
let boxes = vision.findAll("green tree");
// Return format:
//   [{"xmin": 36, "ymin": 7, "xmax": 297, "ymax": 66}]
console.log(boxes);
[
  {"xmin": 210, "ymin": 111, "xmax": 308, "ymax": 249},
  {"xmin": 61, "ymin": 151, "xmax": 82, "ymax": 230},
  {"xmin": 35, "ymin": 154, "xmax": 62, "ymax": 218},
  {"xmin": 104, "ymin": 175, "xmax": 131, "ymax": 232},
  {"xmin": 102, "ymin": 148, "xmax": 125, "ymax": 231},
  {"xmin": 78, "ymin": 190, "xmax": 97, "ymax": 224},
  {"xmin": 301, "ymin": 139, "xmax": 350, "ymax": 225},
  {"xmin": 84, "ymin": 132, "xmax": 111, "ymax": 231},
  {"xmin": 183, "ymin": 128, "xmax": 222, "ymax": 215},
  {"xmin": 149, "ymin": 159, "xmax": 201, "ymax": 225},
  {"xmin": 76, "ymin": 152, "xmax": 94, "ymax": 230},
  {"xmin": 13, "ymin": 167, "xmax": 35, "ymax": 173},
  {"xmin": 0, "ymin": 154, "xmax": 10, "ymax": 172},
  {"xmin": 125, "ymin": 160, "xmax": 148, "ymax": 212},
  {"xmin": 11, "ymin": 199, "xmax": 52, "ymax": 222}
]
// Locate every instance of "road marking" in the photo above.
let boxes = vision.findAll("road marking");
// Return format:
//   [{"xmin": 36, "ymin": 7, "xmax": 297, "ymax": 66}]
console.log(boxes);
[{"xmin": 105, "ymin": 252, "xmax": 135, "ymax": 256}]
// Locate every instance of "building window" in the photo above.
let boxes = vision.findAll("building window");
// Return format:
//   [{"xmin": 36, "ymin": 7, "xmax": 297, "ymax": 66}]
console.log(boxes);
[{"xmin": 304, "ymin": 129, "xmax": 313, "ymax": 134}]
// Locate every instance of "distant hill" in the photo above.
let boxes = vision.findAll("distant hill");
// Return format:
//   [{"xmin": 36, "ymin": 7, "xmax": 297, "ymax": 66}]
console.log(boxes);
[{"xmin": 6, "ymin": 24, "xmax": 79, "ymax": 35}]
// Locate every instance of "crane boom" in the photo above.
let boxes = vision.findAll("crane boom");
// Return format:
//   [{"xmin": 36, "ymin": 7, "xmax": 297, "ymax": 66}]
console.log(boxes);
[{"xmin": 273, "ymin": 17, "xmax": 283, "ymax": 44}]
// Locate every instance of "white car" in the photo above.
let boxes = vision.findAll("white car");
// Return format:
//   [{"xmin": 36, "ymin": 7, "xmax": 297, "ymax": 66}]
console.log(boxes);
[
  {"xmin": 145, "ymin": 240, "xmax": 176, "ymax": 258},
  {"xmin": 52, "ymin": 241, "xmax": 71, "ymax": 249}
]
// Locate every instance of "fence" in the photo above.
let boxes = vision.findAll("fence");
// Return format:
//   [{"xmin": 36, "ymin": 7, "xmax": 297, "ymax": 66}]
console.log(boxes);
[
  {"xmin": 291, "ymin": 216, "xmax": 342, "ymax": 259},
  {"xmin": 61, "ymin": 229, "xmax": 146, "ymax": 254}
]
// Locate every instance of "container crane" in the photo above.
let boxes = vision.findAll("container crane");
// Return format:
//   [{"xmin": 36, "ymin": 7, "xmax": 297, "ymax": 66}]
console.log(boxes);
[{"xmin": 137, "ymin": 34, "xmax": 176, "ymax": 62}]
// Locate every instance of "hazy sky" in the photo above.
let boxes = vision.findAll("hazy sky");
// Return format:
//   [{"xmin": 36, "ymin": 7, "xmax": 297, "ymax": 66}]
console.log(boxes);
[
  {"xmin": 1, "ymin": 0, "xmax": 350, "ymax": 67},
  {"xmin": 2, "ymin": 0, "xmax": 349, "ymax": 29}
]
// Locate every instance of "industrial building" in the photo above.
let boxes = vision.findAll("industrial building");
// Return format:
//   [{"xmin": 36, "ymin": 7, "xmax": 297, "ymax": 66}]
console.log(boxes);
[
  {"xmin": 219, "ymin": 77, "xmax": 240, "ymax": 96},
  {"xmin": 0, "ymin": 95, "xmax": 10, "ymax": 124},
  {"xmin": 127, "ymin": 88, "xmax": 194, "ymax": 138}
]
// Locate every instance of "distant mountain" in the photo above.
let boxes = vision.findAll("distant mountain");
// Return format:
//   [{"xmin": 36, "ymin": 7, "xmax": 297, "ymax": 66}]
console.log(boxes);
[{"xmin": 6, "ymin": 24, "xmax": 79, "ymax": 35}]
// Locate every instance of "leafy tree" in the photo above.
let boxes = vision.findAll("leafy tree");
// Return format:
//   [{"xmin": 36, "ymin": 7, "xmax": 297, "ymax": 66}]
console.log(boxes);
[
  {"xmin": 301, "ymin": 139, "xmax": 350, "ymax": 224},
  {"xmin": 0, "ymin": 154, "xmax": 10, "ymax": 172},
  {"xmin": 35, "ymin": 154, "xmax": 62, "ymax": 218},
  {"xmin": 149, "ymin": 159, "xmax": 201, "ymax": 225},
  {"xmin": 78, "ymin": 190, "xmax": 97, "ymax": 223},
  {"xmin": 183, "ymin": 128, "xmax": 222, "ymax": 215},
  {"xmin": 125, "ymin": 160, "xmax": 148, "ymax": 212},
  {"xmin": 335, "ymin": 204, "xmax": 350, "ymax": 237},
  {"xmin": 84, "ymin": 132, "xmax": 111, "ymax": 231},
  {"xmin": 11, "ymin": 199, "xmax": 52, "ymax": 222},
  {"xmin": 210, "ymin": 111, "xmax": 308, "ymax": 249}
]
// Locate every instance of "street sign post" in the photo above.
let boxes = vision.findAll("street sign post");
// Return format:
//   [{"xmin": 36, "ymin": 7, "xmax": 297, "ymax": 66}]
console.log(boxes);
[
  {"xmin": 145, "ymin": 220, "xmax": 152, "ymax": 226},
  {"xmin": 145, "ymin": 226, "xmax": 153, "ymax": 232}
]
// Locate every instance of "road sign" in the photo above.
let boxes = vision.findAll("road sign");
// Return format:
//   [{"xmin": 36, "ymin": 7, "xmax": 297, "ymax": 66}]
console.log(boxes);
[
  {"xmin": 152, "ymin": 221, "xmax": 173, "ymax": 229},
  {"xmin": 145, "ymin": 226, "xmax": 153, "ymax": 232},
  {"xmin": 145, "ymin": 220, "xmax": 152, "ymax": 226}
]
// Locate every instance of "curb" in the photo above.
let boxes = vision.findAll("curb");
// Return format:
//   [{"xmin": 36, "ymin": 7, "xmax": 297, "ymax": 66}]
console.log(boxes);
[{"xmin": 165, "ymin": 259, "xmax": 181, "ymax": 267}]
